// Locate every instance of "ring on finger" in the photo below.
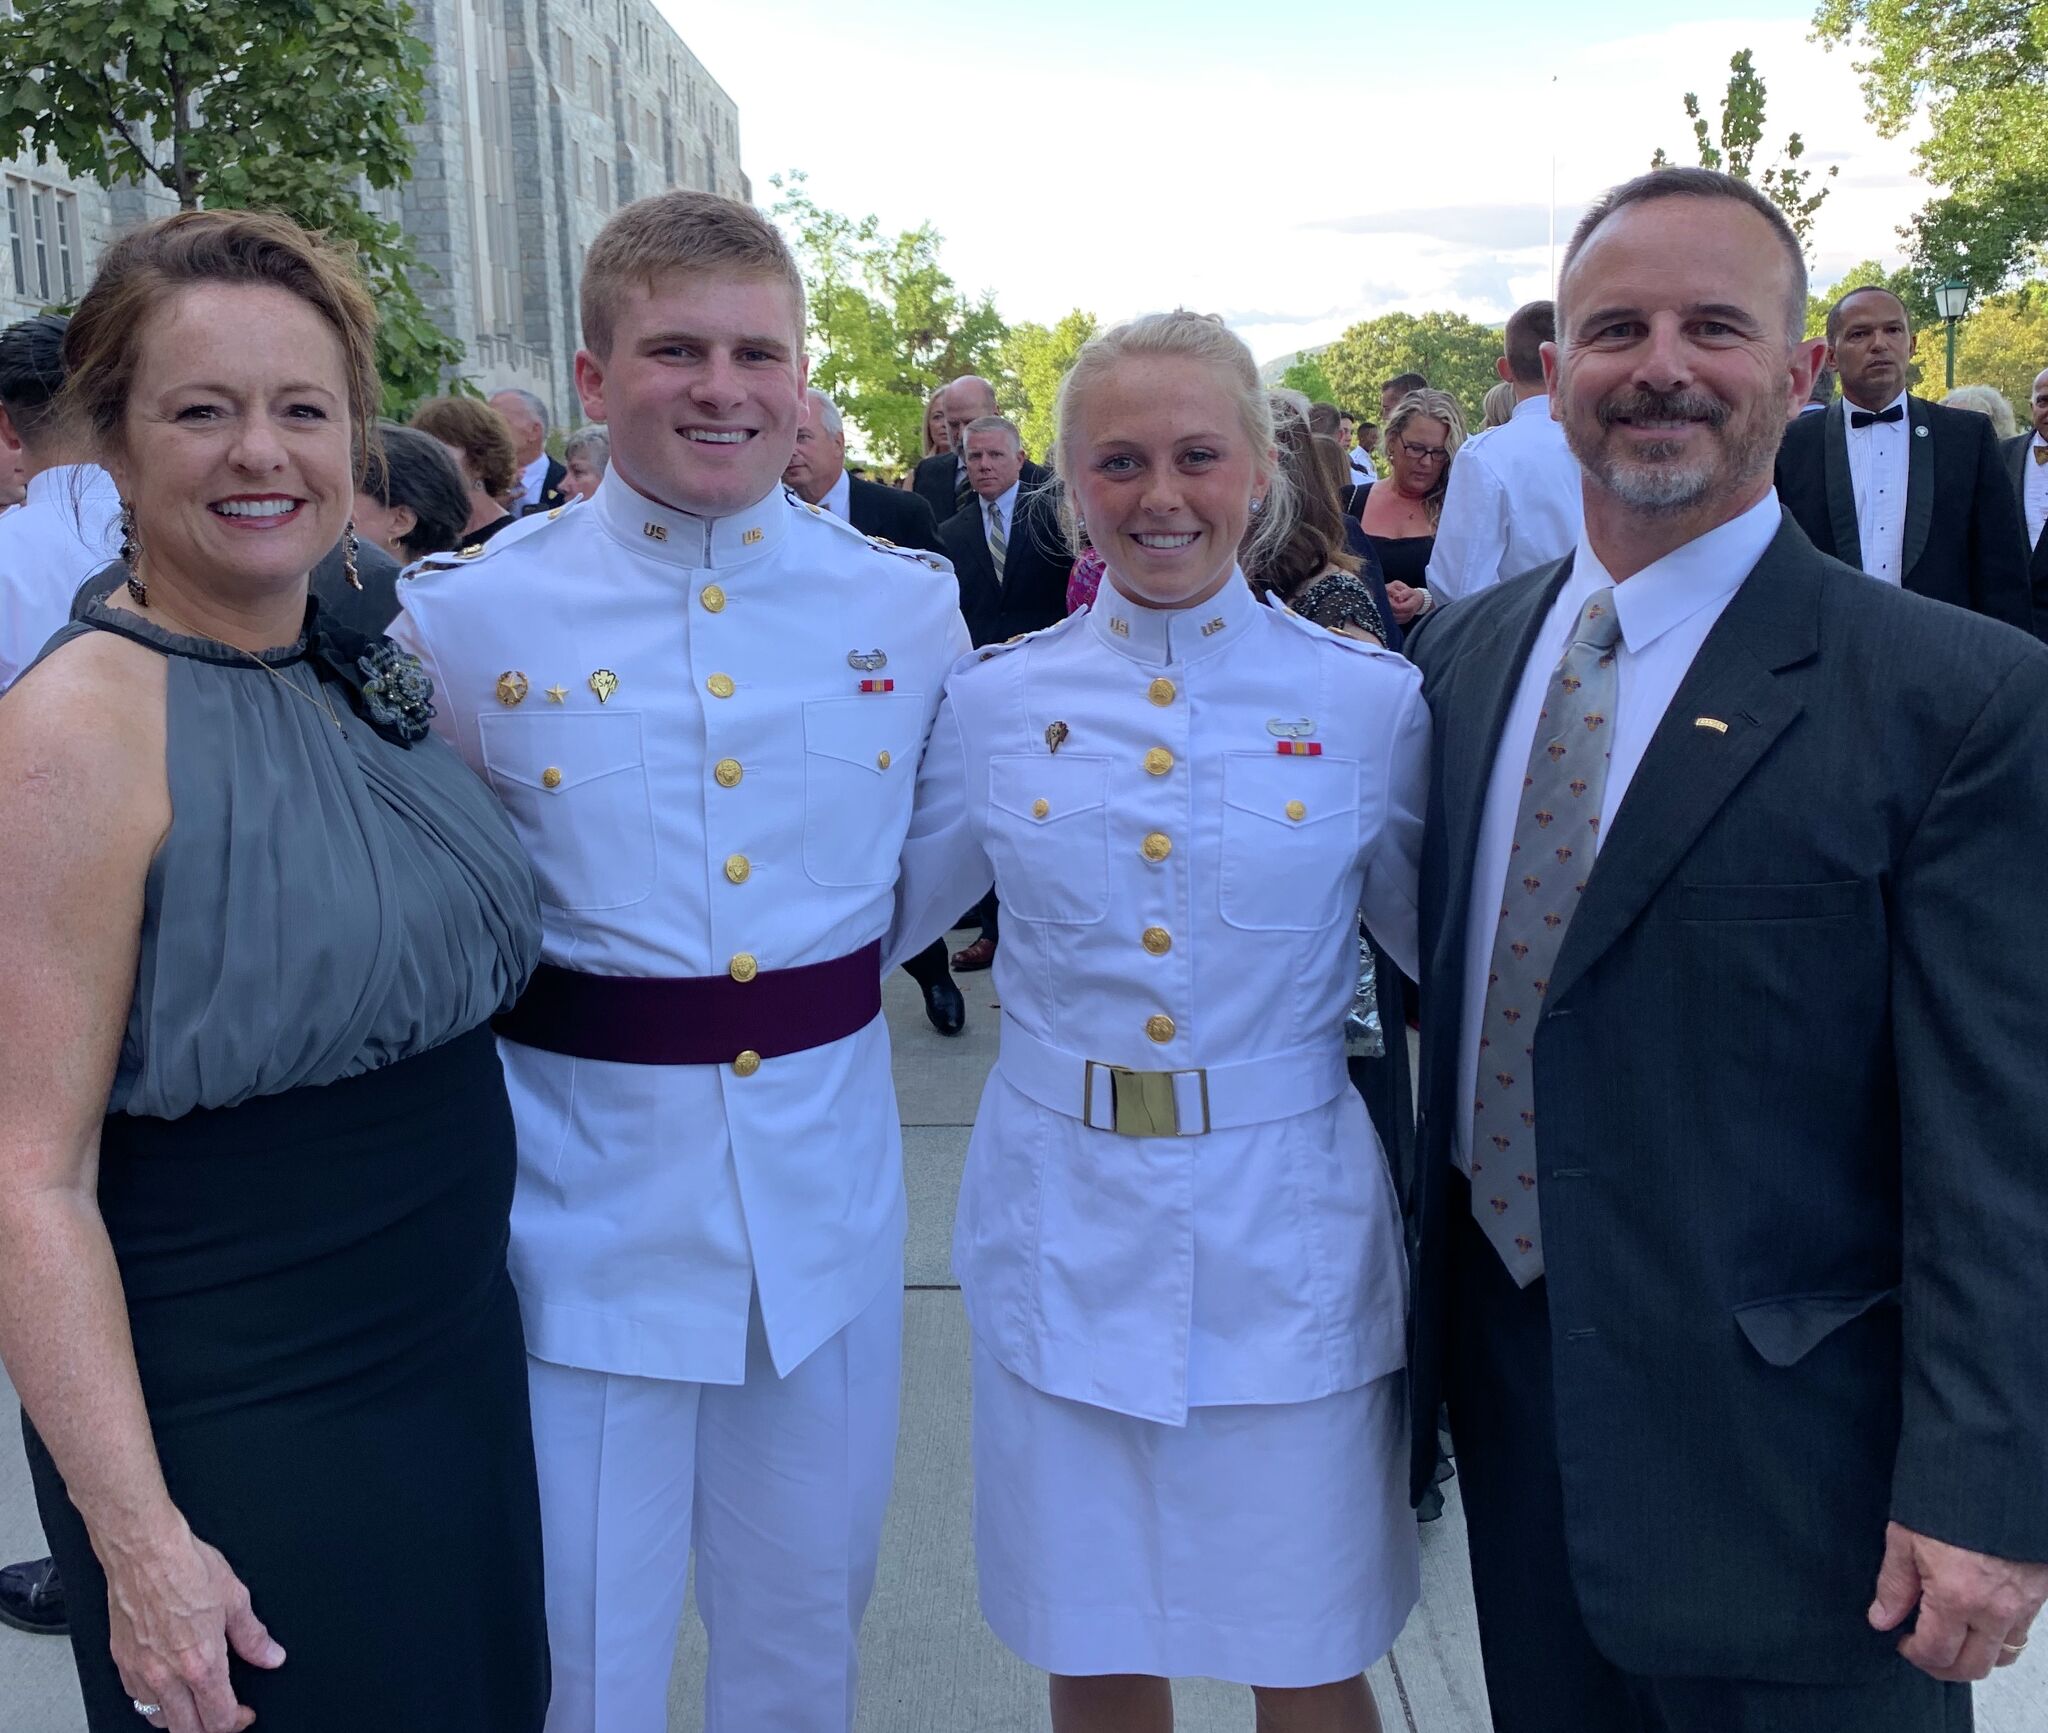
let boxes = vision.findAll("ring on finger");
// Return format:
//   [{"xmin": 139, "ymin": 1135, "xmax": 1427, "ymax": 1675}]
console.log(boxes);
[
  {"xmin": 131, "ymin": 1702, "xmax": 163, "ymax": 1719},
  {"xmin": 2001, "ymin": 1637, "xmax": 2028, "ymax": 1655}
]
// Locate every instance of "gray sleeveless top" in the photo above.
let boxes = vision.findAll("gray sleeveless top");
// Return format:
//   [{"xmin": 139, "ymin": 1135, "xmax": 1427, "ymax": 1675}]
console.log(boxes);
[{"xmin": 43, "ymin": 600, "xmax": 542, "ymax": 1119}]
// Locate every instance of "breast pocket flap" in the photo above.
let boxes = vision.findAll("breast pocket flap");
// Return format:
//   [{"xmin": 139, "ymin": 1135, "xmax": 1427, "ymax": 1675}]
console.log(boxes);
[
  {"xmin": 989, "ymin": 754, "xmax": 1109, "ymax": 826},
  {"xmin": 478, "ymin": 711, "xmax": 646, "ymax": 793},
  {"xmin": 802, "ymin": 694, "xmax": 925, "ymax": 775},
  {"xmin": 1733, "ymin": 1289, "xmax": 1898, "ymax": 1367},
  {"xmin": 1220, "ymin": 752, "xmax": 1359, "ymax": 829}
]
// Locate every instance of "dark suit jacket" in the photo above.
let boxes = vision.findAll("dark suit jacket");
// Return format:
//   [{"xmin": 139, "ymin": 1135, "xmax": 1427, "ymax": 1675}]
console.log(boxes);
[
  {"xmin": 1774, "ymin": 395, "xmax": 2035, "ymax": 637},
  {"xmin": 913, "ymin": 451, "xmax": 1050, "ymax": 528},
  {"xmin": 844, "ymin": 474, "xmax": 945, "ymax": 556},
  {"xmin": 1999, "ymin": 430, "xmax": 2048, "ymax": 629},
  {"xmin": 1405, "ymin": 518, "xmax": 2048, "ymax": 1683},
  {"xmin": 519, "ymin": 455, "xmax": 568, "ymax": 516},
  {"xmin": 938, "ymin": 487, "xmax": 1070, "ymax": 648}
]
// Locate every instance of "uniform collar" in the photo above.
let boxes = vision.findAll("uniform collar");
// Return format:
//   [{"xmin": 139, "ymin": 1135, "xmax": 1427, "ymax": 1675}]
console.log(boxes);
[
  {"xmin": 25, "ymin": 462, "xmax": 118, "ymax": 507},
  {"xmin": 1573, "ymin": 487, "xmax": 1781, "ymax": 656},
  {"xmin": 1086, "ymin": 566, "xmax": 1261, "ymax": 666},
  {"xmin": 1508, "ymin": 392, "xmax": 1551, "ymax": 423},
  {"xmin": 589, "ymin": 465, "xmax": 791, "ymax": 568}
]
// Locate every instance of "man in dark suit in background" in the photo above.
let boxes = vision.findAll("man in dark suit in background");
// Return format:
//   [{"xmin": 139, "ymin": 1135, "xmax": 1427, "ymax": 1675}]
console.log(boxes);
[
  {"xmin": 2000, "ymin": 366, "xmax": 2048, "ymax": 630},
  {"xmin": 781, "ymin": 389, "xmax": 965, "ymax": 1036},
  {"xmin": 1774, "ymin": 287, "xmax": 2034, "ymax": 634},
  {"xmin": 785, "ymin": 388, "xmax": 946, "ymax": 554},
  {"xmin": 911, "ymin": 376, "xmax": 1050, "ymax": 527},
  {"xmin": 1407, "ymin": 166, "xmax": 2048, "ymax": 1733},
  {"xmin": 936, "ymin": 414, "xmax": 1070, "ymax": 972},
  {"xmin": 488, "ymin": 388, "xmax": 569, "ymax": 515}
]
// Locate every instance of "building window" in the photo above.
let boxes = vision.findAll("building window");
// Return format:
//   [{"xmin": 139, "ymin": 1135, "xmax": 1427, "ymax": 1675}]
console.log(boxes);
[
  {"xmin": 52, "ymin": 191, "xmax": 73, "ymax": 298},
  {"xmin": 595, "ymin": 159, "xmax": 610, "ymax": 209},
  {"xmin": 557, "ymin": 30, "xmax": 574, "ymax": 92},
  {"xmin": 28, "ymin": 185, "xmax": 50, "ymax": 302},
  {"xmin": 4, "ymin": 181, "xmax": 25, "ymax": 298},
  {"xmin": 587, "ymin": 57, "xmax": 605, "ymax": 116}
]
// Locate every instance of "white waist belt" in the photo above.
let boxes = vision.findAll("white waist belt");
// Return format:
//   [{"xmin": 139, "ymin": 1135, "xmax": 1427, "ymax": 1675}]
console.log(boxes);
[{"xmin": 997, "ymin": 1015, "xmax": 1349, "ymax": 1138}]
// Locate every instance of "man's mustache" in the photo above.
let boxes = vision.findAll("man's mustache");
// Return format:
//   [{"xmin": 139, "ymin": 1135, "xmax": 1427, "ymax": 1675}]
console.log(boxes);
[{"xmin": 1596, "ymin": 388, "xmax": 1730, "ymax": 430}]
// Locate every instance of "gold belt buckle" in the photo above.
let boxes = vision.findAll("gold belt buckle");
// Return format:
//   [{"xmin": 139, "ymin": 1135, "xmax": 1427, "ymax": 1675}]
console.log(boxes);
[{"xmin": 1082, "ymin": 1061, "xmax": 1211, "ymax": 1137}]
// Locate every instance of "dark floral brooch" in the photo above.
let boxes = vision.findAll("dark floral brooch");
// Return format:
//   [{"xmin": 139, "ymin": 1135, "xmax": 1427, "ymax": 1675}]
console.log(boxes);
[{"xmin": 308, "ymin": 608, "xmax": 438, "ymax": 748}]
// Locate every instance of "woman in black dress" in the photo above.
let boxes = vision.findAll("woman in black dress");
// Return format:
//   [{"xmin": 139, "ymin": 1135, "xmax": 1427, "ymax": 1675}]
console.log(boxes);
[
  {"xmin": 1356, "ymin": 387, "xmax": 1468, "ymax": 629},
  {"xmin": 0, "ymin": 210, "xmax": 547, "ymax": 1731}
]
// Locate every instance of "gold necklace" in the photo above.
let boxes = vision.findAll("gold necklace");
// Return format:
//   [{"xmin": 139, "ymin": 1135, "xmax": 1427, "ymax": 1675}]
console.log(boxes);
[{"xmin": 132, "ymin": 593, "xmax": 349, "ymax": 739}]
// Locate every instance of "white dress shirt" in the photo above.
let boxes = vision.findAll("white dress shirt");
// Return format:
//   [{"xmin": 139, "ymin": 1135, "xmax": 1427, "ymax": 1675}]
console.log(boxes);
[
  {"xmin": 983, "ymin": 480, "xmax": 1020, "ymax": 570},
  {"xmin": 391, "ymin": 469, "xmax": 969, "ymax": 1384},
  {"xmin": 1843, "ymin": 390, "xmax": 1910, "ymax": 585},
  {"xmin": 0, "ymin": 462, "xmax": 123, "ymax": 692},
  {"xmin": 518, "ymin": 451, "xmax": 553, "ymax": 512},
  {"xmin": 2025, "ymin": 433, "xmax": 2048, "ymax": 554},
  {"xmin": 1455, "ymin": 489, "xmax": 1784, "ymax": 1177},
  {"xmin": 1425, "ymin": 394, "xmax": 1585, "ymax": 604},
  {"xmin": 819, "ymin": 468, "xmax": 853, "ymax": 523},
  {"xmin": 893, "ymin": 572, "xmax": 1428, "ymax": 1421},
  {"xmin": 1350, "ymin": 449, "xmax": 1379, "ymax": 484}
]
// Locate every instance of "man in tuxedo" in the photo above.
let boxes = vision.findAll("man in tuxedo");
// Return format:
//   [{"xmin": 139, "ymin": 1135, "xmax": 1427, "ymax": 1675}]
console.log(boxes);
[
  {"xmin": 911, "ymin": 376, "xmax": 1049, "ymax": 527},
  {"xmin": 785, "ymin": 388, "xmax": 945, "ymax": 554},
  {"xmin": 936, "ymin": 414, "xmax": 1070, "ymax": 971},
  {"xmin": 1407, "ymin": 165, "xmax": 2048, "ymax": 1733},
  {"xmin": 2000, "ymin": 366, "xmax": 2048, "ymax": 630},
  {"xmin": 784, "ymin": 390, "xmax": 965, "ymax": 1034},
  {"xmin": 488, "ymin": 387, "xmax": 569, "ymax": 515},
  {"xmin": 1774, "ymin": 288, "xmax": 2033, "ymax": 634}
]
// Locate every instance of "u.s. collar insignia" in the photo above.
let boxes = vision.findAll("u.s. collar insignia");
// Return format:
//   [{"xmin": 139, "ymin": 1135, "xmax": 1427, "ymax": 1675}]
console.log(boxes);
[
  {"xmin": 1266, "ymin": 718, "xmax": 1316, "ymax": 739},
  {"xmin": 847, "ymin": 649, "xmax": 888, "ymax": 672},
  {"xmin": 1109, "ymin": 616, "xmax": 1130, "ymax": 637}
]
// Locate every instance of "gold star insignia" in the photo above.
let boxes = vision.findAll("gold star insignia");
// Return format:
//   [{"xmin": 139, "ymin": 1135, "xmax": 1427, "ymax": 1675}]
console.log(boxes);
[{"xmin": 545, "ymin": 684, "xmax": 568, "ymax": 704}]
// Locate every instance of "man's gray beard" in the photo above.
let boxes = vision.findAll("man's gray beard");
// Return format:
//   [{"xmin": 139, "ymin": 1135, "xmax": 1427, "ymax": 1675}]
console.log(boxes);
[{"xmin": 1566, "ymin": 413, "xmax": 1779, "ymax": 519}]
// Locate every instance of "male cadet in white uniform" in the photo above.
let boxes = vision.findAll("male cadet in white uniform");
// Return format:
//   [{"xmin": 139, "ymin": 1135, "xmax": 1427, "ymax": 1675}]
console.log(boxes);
[{"xmin": 389, "ymin": 191, "xmax": 970, "ymax": 1733}]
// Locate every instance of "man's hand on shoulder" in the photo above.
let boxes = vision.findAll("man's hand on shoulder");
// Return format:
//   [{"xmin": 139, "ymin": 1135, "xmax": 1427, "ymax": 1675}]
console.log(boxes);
[{"xmin": 1869, "ymin": 1520, "xmax": 2046, "ymax": 1681}]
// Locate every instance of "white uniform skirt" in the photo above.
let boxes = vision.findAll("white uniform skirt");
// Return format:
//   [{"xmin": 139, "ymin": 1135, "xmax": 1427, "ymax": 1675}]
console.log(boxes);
[{"xmin": 971, "ymin": 1338, "xmax": 1420, "ymax": 1687}]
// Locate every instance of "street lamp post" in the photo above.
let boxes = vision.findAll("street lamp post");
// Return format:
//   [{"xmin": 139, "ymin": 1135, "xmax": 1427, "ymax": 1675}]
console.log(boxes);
[{"xmin": 1934, "ymin": 277, "xmax": 1971, "ymax": 390}]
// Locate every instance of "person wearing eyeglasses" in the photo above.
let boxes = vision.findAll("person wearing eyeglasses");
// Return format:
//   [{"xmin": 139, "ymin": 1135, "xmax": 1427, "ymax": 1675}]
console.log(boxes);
[{"xmin": 1357, "ymin": 388, "xmax": 1467, "ymax": 627}]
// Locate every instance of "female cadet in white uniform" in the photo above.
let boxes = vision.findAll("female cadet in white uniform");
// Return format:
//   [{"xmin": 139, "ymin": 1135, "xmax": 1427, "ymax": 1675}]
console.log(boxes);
[{"xmin": 894, "ymin": 311, "xmax": 1429, "ymax": 1732}]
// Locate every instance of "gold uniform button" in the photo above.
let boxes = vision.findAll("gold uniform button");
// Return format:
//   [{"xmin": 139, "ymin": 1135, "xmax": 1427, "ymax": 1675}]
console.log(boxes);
[
  {"xmin": 724, "ymin": 853, "xmax": 751, "ymax": 884},
  {"xmin": 1143, "ymin": 747, "xmax": 1173, "ymax": 776},
  {"xmin": 1141, "ymin": 926, "xmax": 1172, "ymax": 955},
  {"xmin": 714, "ymin": 758, "xmax": 743, "ymax": 788},
  {"xmin": 1141, "ymin": 831, "xmax": 1173, "ymax": 863},
  {"xmin": 1147, "ymin": 677, "xmax": 1176, "ymax": 707},
  {"xmin": 1032, "ymin": 798, "xmax": 1050, "ymax": 819},
  {"xmin": 707, "ymin": 673, "xmax": 735, "ymax": 698},
  {"xmin": 876, "ymin": 750, "xmax": 891, "ymax": 770},
  {"xmin": 733, "ymin": 1050, "xmax": 761, "ymax": 1077},
  {"xmin": 1285, "ymin": 799, "xmax": 1307, "ymax": 821},
  {"xmin": 1145, "ymin": 1014, "xmax": 1176, "ymax": 1044},
  {"xmin": 729, "ymin": 953, "xmax": 758, "ymax": 983},
  {"xmin": 701, "ymin": 584, "xmax": 726, "ymax": 613},
  {"xmin": 541, "ymin": 767, "xmax": 564, "ymax": 790}
]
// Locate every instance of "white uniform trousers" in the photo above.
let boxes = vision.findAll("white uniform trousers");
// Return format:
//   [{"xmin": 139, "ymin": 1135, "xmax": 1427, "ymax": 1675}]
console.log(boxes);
[{"xmin": 530, "ymin": 1280, "xmax": 903, "ymax": 1733}]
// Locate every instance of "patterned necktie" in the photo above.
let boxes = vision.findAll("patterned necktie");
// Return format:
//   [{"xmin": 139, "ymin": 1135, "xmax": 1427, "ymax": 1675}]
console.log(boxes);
[
  {"xmin": 987, "ymin": 500, "xmax": 1008, "ymax": 581},
  {"xmin": 955, "ymin": 461, "xmax": 972, "ymax": 511},
  {"xmin": 1469, "ymin": 587, "xmax": 1622, "ymax": 1286}
]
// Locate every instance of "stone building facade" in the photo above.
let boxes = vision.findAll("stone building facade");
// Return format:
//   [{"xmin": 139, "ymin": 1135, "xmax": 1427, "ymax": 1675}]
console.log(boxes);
[{"xmin": 1, "ymin": 0, "xmax": 744, "ymax": 429}]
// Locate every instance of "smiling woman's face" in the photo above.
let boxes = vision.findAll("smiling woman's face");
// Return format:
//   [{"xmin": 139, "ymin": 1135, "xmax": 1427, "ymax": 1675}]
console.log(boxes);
[{"xmin": 109, "ymin": 282, "xmax": 354, "ymax": 599}]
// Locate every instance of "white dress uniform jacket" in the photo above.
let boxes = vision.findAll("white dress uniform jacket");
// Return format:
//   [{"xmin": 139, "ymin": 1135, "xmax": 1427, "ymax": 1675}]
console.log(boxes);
[
  {"xmin": 391, "ymin": 471, "xmax": 969, "ymax": 1384},
  {"xmin": 0, "ymin": 462, "xmax": 121, "ymax": 692},
  {"xmin": 894, "ymin": 571, "xmax": 1429, "ymax": 1424}
]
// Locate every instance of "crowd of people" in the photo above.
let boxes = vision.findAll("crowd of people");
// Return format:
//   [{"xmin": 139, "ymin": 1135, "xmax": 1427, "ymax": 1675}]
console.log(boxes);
[{"xmin": 0, "ymin": 164, "xmax": 2043, "ymax": 1733}]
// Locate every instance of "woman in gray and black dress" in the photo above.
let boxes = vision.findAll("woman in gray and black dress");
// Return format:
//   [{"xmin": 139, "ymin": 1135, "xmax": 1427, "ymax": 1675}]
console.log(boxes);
[{"xmin": 0, "ymin": 210, "xmax": 547, "ymax": 1732}]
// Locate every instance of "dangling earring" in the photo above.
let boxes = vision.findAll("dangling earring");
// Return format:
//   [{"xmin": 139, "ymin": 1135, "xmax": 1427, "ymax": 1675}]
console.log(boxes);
[
  {"xmin": 343, "ymin": 521, "xmax": 363, "ymax": 591},
  {"xmin": 119, "ymin": 501, "xmax": 147, "ymax": 606}
]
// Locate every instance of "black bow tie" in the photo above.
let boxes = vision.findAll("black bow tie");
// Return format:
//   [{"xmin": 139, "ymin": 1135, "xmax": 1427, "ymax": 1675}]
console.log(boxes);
[{"xmin": 1849, "ymin": 405, "xmax": 1905, "ymax": 429}]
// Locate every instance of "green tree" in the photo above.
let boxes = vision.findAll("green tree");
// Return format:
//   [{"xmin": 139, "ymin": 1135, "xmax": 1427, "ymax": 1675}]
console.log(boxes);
[
  {"xmin": 0, "ymin": 0, "xmax": 463, "ymax": 416},
  {"xmin": 995, "ymin": 309, "xmax": 1097, "ymax": 464},
  {"xmin": 771, "ymin": 171, "xmax": 1008, "ymax": 468},
  {"xmin": 1804, "ymin": 258, "xmax": 1918, "ymax": 338},
  {"xmin": 1319, "ymin": 311, "xmax": 1501, "ymax": 431},
  {"xmin": 1651, "ymin": 48, "xmax": 1837, "ymax": 258},
  {"xmin": 1813, "ymin": 0, "xmax": 2048, "ymax": 297},
  {"xmin": 1952, "ymin": 280, "xmax": 2048, "ymax": 416},
  {"xmin": 1277, "ymin": 352, "xmax": 1337, "ymax": 404}
]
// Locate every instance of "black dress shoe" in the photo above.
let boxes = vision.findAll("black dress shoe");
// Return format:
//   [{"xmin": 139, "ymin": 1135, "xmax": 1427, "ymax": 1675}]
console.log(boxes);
[
  {"xmin": 0, "ymin": 1555, "xmax": 66, "ymax": 1635},
  {"xmin": 922, "ymin": 977, "xmax": 966, "ymax": 1036}
]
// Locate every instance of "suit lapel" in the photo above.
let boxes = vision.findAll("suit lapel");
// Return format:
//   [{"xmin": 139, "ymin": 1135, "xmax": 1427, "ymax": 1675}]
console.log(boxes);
[
  {"xmin": 1822, "ymin": 399, "xmax": 1861, "ymax": 566},
  {"xmin": 1544, "ymin": 521, "xmax": 1820, "ymax": 1008},
  {"xmin": 2007, "ymin": 434, "xmax": 2030, "ymax": 506},
  {"xmin": 1433, "ymin": 562, "xmax": 1573, "ymax": 972},
  {"xmin": 1901, "ymin": 396, "xmax": 1935, "ymax": 580}
]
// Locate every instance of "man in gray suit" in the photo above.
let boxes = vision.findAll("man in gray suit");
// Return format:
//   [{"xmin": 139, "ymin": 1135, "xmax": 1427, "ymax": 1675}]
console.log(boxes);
[{"xmin": 1406, "ymin": 166, "xmax": 2048, "ymax": 1732}]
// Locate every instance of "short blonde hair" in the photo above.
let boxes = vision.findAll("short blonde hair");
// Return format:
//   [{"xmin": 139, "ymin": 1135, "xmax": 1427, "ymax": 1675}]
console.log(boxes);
[
  {"xmin": 1481, "ymin": 380, "xmax": 1516, "ymax": 429},
  {"xmin": 580, "ymin": 190, "xmax": 806, "ymax": 359},
  {"xmin": 1052, "ymin": 309, "xmax": 1293, "ymax": 572}
]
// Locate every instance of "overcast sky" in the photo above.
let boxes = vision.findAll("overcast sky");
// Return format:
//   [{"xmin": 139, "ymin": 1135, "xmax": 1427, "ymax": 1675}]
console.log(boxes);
[{"xmin": 657, "ymin": 1, "xmax": 1928, "ymax": 366}]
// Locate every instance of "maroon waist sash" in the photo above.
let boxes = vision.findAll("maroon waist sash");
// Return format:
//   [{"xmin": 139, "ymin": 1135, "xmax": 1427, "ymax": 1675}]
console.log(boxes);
[{"xmin": 492, "ymin": 941, "xmax": 884, "ymax": 1066}]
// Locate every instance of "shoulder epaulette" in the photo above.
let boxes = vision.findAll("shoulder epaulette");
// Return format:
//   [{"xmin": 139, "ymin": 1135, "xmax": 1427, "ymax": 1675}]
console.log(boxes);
[
  {"xmin": 1266, "ymin": 597, "xmax": 1407, "ymax": 660},
  {"xmin": 952, "ymin": 610, "xmax": 1083, "ymax": 675},
  {"xmin": 401, "ymin": 504, "xmax": 568, "ymax": 582},
  {"xmin": 785, "ymin": 489, "xmax": 953, "ymax": 573}
]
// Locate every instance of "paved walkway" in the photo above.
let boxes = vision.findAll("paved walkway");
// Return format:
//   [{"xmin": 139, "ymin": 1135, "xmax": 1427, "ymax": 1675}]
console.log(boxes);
[{"xmin": 3, "ymin": 960, "xmax": 2041, "ymax": 1729}]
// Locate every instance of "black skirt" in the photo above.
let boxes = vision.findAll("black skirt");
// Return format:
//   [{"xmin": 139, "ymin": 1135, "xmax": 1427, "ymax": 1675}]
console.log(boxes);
[{"xmin": 25, "ymin": 1026, "xmax": 548, "ymax": 1731}]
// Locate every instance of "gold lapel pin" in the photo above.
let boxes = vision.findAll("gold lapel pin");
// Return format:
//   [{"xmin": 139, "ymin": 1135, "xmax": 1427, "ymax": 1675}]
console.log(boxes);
[
  {"xmin": 589, "ymin": 669, "xmax": 620, "ymax": 704},
  {"xmin": 1045, "ymin": 721, "xmax": 1069, "ymax": 754},
  {"xmin": 545, "ymin": 684, "xmax": 568, "ymax": 704},
  {"xmin": 1694, "ymin": 716, "xmax": 1729, "ymax": 733},
  {"xmin": 496, "ymin": 671, "xmax": 530, "ymax": 707}
]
